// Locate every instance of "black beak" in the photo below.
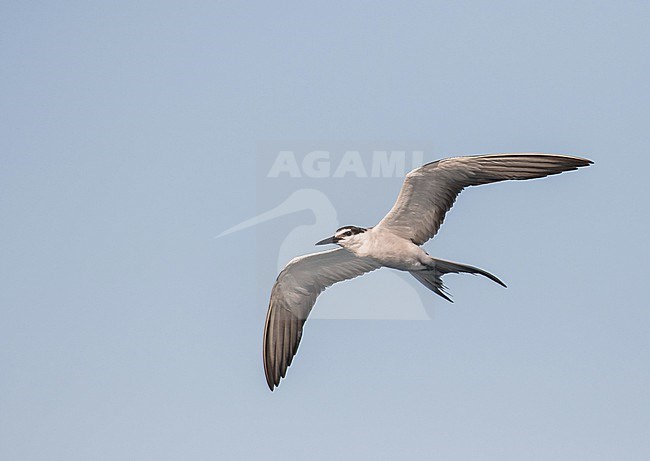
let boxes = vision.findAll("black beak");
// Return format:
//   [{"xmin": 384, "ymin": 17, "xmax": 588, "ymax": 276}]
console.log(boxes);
[{"xmin": 315, "ymin": 236, "xmax": 337, "ymax": 246}]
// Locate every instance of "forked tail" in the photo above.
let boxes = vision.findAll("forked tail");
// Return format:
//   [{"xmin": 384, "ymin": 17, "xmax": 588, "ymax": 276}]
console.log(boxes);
[{"xmin": 410, "ymin": 258, "xmax": 506, "ymax": 302}]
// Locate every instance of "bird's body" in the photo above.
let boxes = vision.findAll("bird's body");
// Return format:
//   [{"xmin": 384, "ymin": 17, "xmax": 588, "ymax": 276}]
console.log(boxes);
[
  {"xmin": 262, "ymin": 153, "xmax": 592, "ymax": 390},
  {"xmin": 341, "ymin": 226, "xmax": 429, "ymax": 271}
]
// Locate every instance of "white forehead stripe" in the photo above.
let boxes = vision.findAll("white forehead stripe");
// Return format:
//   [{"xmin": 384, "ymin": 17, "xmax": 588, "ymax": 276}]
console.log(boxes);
[{"xmin": 336, "ymin": 227, "xmax": 365, "ymax": 238}]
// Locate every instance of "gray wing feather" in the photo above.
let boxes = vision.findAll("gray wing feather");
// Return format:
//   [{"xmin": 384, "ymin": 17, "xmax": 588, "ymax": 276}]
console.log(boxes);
[
  {"xmin": 376, "ymin": 153, "xmax": 592, "ymax": 245},
  {"xmin": 263, "ymin": 248, "xmax": 380, "ymax": 390}
]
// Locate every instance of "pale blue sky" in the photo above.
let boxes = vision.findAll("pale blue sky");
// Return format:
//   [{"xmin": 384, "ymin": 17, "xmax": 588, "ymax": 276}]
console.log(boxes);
[{"xmin": 1, "ymin": 2, "xmax": 649, "ymax": 460}]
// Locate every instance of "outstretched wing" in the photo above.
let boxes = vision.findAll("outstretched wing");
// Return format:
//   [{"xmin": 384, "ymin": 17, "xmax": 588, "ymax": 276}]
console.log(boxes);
[
  {"xmin": 263, "ymin": 248, "xmax": 380, "ymax": 390},
  {"xmin": 375, "ymin": 153, "xmax": 592, "ymax": 245}
]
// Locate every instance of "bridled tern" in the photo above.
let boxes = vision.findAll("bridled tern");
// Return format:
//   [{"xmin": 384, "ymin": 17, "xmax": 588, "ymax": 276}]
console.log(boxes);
[{"xmin": 263, "ymin": 153, "xmax": 592, "ymax": 390}]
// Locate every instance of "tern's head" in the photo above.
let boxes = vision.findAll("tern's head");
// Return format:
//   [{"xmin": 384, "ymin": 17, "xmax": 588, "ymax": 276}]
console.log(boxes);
[{"xmin": 315, "ymin": 226, "xmax": 368, "ymax": 249}]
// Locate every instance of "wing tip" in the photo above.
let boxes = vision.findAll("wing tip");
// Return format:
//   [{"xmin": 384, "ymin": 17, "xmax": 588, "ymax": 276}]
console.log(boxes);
[
  {"xmin": 471, "ymin": 152, "xmax": 593, "ymax": 168},
  {"xmin": 263, "ymin": 357, "xmax": 277, "ymax": 391}
]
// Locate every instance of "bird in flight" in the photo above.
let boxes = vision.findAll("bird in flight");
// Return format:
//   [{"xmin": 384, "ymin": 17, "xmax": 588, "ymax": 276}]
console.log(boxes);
[{"xmin": 263, "ymin": 153, "xmax": 592, "ymax": 390}]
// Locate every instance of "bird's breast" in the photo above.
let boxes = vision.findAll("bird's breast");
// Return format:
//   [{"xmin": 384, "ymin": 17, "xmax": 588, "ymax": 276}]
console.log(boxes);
[{"xmin": 354, "ymin": 233, "xmax": 427, "ymax": 271}]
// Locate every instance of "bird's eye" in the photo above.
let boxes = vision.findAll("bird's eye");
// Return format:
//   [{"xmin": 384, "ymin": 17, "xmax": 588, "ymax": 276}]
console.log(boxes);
[{"xmin": 345, "ymin": 231, "xmax": 352, "ymax": 236}]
